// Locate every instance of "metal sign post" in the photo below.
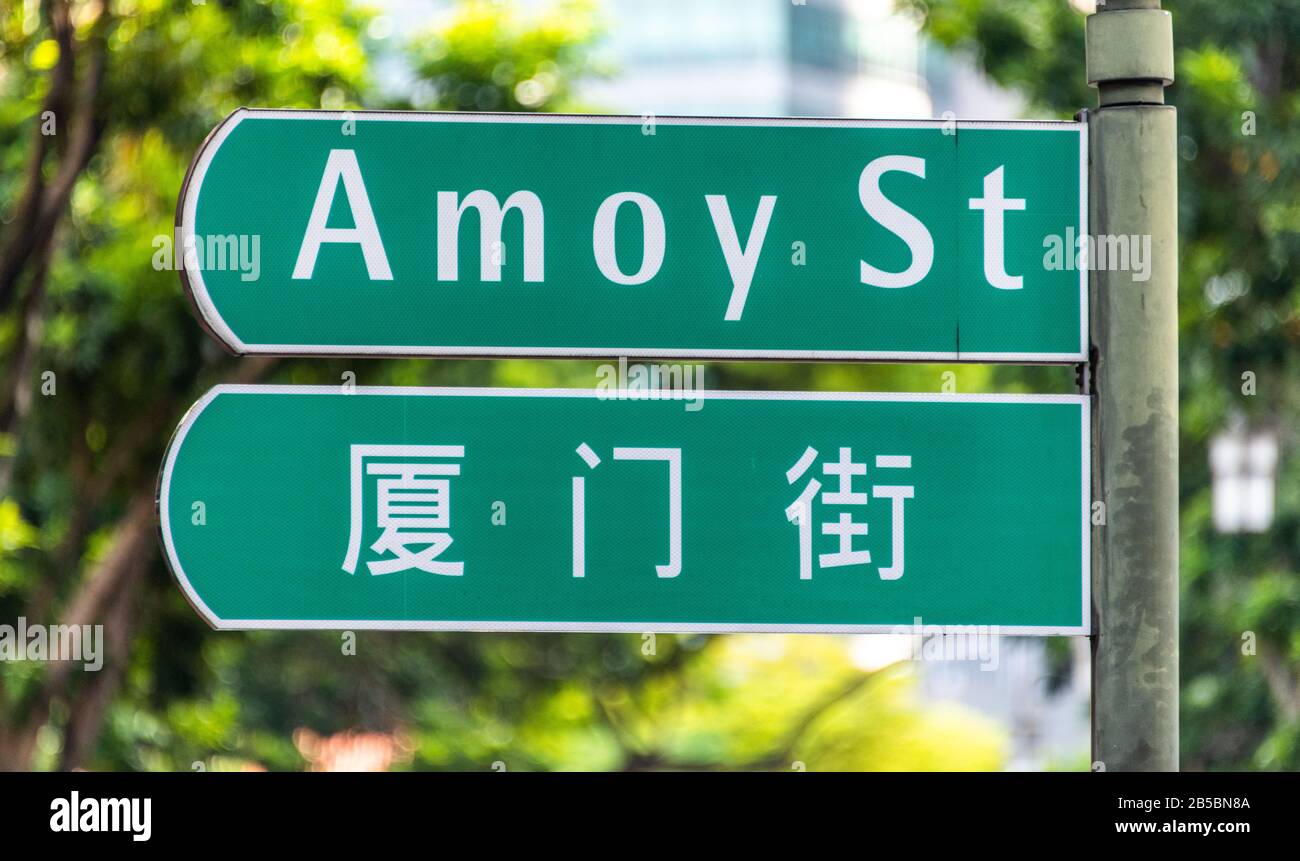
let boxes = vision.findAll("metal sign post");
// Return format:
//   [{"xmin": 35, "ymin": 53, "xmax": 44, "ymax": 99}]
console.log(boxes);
[{"xmin": 1086, "ymin": 1, "xmax": 1179, "ymax": 772}]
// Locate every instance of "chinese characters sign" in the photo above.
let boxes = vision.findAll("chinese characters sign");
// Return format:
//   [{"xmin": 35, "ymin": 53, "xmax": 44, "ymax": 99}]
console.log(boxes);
[
  {"xmin": 180, "ymin": 110, "xmax": 1086, "ymax": 361},
  {"xmin": 158, "ymin": 387, "xmax": 1089, "ymax": 634}
]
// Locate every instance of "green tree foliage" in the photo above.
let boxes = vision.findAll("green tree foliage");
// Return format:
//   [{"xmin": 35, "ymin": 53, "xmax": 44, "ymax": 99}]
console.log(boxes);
[
  {"xmin": 405, "ymin": 0, "xmax": 598, "ymax": 112},
  {"xmin": 0, "ymin": 0, "xmax": 373, "ymax": 771},
  {"xmin": 0, "ymin": 0, "xmax": 1007, "ymax": 772},
  {"xmin": 905, "ymin": 0, "xmax": 1300, "ymax": 770}
]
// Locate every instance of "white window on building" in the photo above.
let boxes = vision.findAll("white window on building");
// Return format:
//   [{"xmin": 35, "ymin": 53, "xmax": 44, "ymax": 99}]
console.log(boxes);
[{"xmin": 1209, "ymin": 427, "xmax": 1277, "ymax": 534}]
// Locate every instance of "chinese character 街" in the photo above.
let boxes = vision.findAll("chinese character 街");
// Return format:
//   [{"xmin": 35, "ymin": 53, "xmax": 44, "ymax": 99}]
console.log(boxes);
[{"xmin": 785, "ymin": 446, "xmax": 914, "ymax": 581}]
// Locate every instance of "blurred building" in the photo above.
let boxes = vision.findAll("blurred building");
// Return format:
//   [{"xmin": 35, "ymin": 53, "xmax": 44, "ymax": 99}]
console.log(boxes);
[
  {"xmin": 373, "ymin": 0, "xmax": 1020, "ymax": 119},
  {"xmin": 1210, "ymin": 423, "xmax": 1278, "ymax": 533},
  {"xmin": 581, "ymin": 0, "xmax": 1019, "ymax": 119},
  {"xmin": 584, "ymin": 0, "xmax": 927, "ymax": 117},
  {"xmin": 915, "ymin": 638, "xmax": 1091, "ymax": 771}
]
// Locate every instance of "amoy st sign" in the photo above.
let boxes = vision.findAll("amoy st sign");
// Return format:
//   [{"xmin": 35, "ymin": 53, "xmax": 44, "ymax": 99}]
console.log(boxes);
[
  {"xmin": 159, "ymin": 387, "xmax": 1089, "ymax": 633},
  {"xmin": 177, "ymin": 110, "xmax": 1087, "ymax": 361}
]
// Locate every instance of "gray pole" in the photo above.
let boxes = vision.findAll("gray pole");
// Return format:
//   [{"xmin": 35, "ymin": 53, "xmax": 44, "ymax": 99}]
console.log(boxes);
[{"xmin": 1085, "ymin": 1, "xmax": 1179, "ymax": 771}]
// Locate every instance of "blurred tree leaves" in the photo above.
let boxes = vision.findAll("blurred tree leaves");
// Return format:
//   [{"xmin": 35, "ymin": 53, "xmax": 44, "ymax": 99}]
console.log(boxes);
[{"xmin": 405, "ymin": 0, "xmax": 599, "ymax": 112}]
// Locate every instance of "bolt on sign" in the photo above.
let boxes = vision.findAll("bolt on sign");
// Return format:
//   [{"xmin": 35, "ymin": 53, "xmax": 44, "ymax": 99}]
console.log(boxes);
[
  {"xmin": 158, "ymin": 387, "xmax": 1089, "ymax": 634},
  {"xmin": 178, "ymin": 110, "xmax": 1087, "ymax": 362}
]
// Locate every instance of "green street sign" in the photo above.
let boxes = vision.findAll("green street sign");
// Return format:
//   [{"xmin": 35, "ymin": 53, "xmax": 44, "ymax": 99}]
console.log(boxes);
[
  {"xmin": 159, "ymin": 386, "xmax": 1089, "ymax": 634},
  {"xmin": 177, "ymin": 110, "xmax": 1087, "ymax": 362}
]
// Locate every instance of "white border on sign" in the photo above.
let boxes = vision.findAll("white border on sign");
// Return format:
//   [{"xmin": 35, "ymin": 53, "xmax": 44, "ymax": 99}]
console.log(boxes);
[
  {"xmin": 157, "ymin": 386, "xmax": 1091, "ymax": 636},
  {"xmin": 178, "ymin": 109, "xmax": 1089, "ymax": 363}
]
